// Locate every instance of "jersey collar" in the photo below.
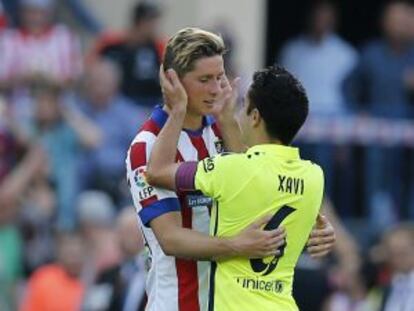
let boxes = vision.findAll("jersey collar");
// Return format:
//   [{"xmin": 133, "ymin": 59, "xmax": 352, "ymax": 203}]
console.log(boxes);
[
  {"xmin": 247, "ymin": 144, "xmax": 300, "ymax": 160},
  {"xmin": 151, "ymin": 105, "xmax": 215, "ymax": 135}
]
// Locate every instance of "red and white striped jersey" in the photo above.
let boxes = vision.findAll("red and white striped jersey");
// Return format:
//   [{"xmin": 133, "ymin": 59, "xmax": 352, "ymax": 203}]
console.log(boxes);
[
  {"xmin": 0, "ymin": 24, "xmax": 83, "ymax": 83},
  {"xmin": 126, "ymin": 106, "xmax": 224, "ymax": 311}
]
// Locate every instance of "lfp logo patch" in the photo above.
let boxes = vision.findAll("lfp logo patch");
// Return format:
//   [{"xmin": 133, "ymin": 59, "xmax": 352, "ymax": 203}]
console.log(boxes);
[{"xmin": 134, "ymin": 168, "xmax": 147, "ymax": 188}]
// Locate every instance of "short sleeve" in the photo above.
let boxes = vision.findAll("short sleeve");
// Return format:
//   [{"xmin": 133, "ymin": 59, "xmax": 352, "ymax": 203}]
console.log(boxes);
[{"xmin": 127, "ymin": 140, "xmax": 180, "ymax": 227}]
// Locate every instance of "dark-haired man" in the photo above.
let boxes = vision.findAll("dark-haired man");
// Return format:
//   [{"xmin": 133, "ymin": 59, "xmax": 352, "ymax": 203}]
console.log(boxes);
[{"xmin": 146, "ymin": 66, "xmax": 324, "ymax": 310}]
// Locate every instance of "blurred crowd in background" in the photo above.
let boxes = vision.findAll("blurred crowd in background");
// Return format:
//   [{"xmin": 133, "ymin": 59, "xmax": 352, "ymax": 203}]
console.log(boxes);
[{"xmin": 0, "ymin": 0, "xmax": 413, "ymax": 310}]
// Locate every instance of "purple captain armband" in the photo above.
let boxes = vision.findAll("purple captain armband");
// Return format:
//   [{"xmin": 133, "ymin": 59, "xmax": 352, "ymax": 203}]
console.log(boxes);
[{"xmin": 175, "ymin": 161, "xmax": 198, "ymax": 192}]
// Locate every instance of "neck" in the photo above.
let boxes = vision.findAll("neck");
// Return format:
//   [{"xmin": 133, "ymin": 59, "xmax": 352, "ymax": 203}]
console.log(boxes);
[
  {"xmin": 163, "ymin": 106, "xmax": 203, "ymax": 131},
  {"xmin": 183, "ymin": 113, "xmax": 203, "ymax": 131},
  {"xmin": 252, "ymin": 130, "xmax": 282, "ymax": 146}
]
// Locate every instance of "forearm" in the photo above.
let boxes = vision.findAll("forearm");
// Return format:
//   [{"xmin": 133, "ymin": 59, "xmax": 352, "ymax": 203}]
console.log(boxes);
[
  {"xmin": 160, "ymin": 227, "xmax": 236, "ymax": 261},
  {"xmin": 217, "ymin": 117, "xmax": 247, "ymax": 153},
  {"xmin": 151, "ymin": 211, "xmax": 284, "ymax": 261},
  {"xmin": 146, "ymin": 109, "xmax": 185, "ymax": 190}
]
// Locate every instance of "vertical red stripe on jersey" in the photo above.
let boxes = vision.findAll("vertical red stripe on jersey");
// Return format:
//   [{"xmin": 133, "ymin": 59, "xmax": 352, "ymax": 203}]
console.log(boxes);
[
  {"xmin": 211, "ymin": 122, "xmax": 222, "ymax": 139},
  {"xmin": 139, "ymin": 119, "xmax": 161, "ymax": 136},
  {"xmin": 176, "ymin": 150, "xmax": 184, "ymax": 163},
  {"xmin": 175, "ymin": 147, "xmax": 199, "ymax": 310},
  {"xmin": 130, "ymin": 142, "xmax": 147, "ymax": 170},
  {"xmin": 176, "ymin": 198, "xmax": 200, "ymax": 311},
  {"xmin": 189, "ymin": 136, "xmax": 210, "ymax": 161}
]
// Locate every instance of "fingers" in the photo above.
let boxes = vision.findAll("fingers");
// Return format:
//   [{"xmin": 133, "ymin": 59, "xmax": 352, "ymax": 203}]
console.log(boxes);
[
  {"xmin": 159, "ymin": 65, "xmax": 173, "ymax": 92},
  {"xmin": 266, "ymin": 235, "xmax": 286, "ymax": 250},
  {"xmin": 316, "ymin": 214, "xmax": 328, "ymax": 227},
  {"xmin": 220, "ymin": 75, "xmax": 230, "ymax": 89},
  {"xmin": 260, "ymin": 227, "xmax": 286, "ymax": 257},
  {"xmin": 267, "ymin": 226, "xmax": 286, "ymax": 238},
  {"xmin": 247, "ymin": 215, "xmax": 271, "ymax": 229},
  {"xmin": 308, "ymin": 243, "xmax": 334, "ymax": 258},
  {"xmin": 265, "ymin": 249, "xmax": 282, "ymax": 257},
  {"xmin": 167, "ymin": 69, "xmax": 182, "ymax": 89},
  {"xmin": 307, "ymin": 234, "xmax": 336, "ymax": 247},
  {"xmin": 309, "ymin": 227, "xmax": 335, "ymax": 238},
  {"xmin": 230, "ymin": 77, "xmax": 241, "ymax": 93}
]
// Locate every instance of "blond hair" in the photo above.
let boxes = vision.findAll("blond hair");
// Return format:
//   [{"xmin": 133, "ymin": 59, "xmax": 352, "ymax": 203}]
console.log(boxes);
[{"xmin": 163, "ymin": 27, "xmax": 225, "ymax": 77}]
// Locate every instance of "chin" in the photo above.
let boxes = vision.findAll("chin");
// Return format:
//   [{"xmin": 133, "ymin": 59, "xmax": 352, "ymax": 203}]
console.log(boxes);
[
  {"xmin": 203, "ymin": 105, "xmax": 215, "ymax": 115},
  {"xmin": 191, "ymin": 106, "xmax": 212, "ymax": 117},
  {"xmin": 188, "ymin": 101, "xmax": 214, "ymax": 117}
]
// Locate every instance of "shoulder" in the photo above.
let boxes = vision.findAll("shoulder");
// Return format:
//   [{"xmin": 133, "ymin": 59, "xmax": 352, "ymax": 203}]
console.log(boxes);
[
  {"xmin": 330, "ymin": 35, "xmax": 357, "ymax": 54},
  {"xmin": 128, "ymin": 129, "xmax": 155, "ymax": 168},
  {"xmin": 304, "ymin": 160, "xmax": 324, "ymax": 182},
  {"xmin": 201, "ymin": 152, "xmax": 256, "ymax": 174},
  {"xmin": 134, "ymin": 118, "xmax": 160, "ymax": 140}
]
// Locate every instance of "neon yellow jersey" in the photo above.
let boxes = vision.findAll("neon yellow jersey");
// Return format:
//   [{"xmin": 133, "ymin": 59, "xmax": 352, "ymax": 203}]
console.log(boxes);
[{"xmin": 194, "ymin": 144, "xmax": 324, "ymax": 311}]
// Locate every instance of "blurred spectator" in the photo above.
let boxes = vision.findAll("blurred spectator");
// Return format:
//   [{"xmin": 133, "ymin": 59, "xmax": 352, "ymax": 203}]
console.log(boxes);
[
  {"xmin": 279, "ymin": 1, "xmax": 357, "ymax": 208},
  {"xmin": 344, "ymin": 1, "xmax": 414, "ymax": 224},
  {"xmin": 94, "ymin": 2, "xmax": 164, "ymax": 108},
  {"xmin": 76, "ymin": 59, "xmax": 147, "ymax": 204},
  {"xmin": 1, "ymin": 0, "xmax": 101, "ymax": 33},
  {"xmin": 0, "ymin": 138, "xmax": 55, "ymax": 277},
  {"xmin": 0, "ymin": 196, "xmax": 23, "ymax": 311},
  {"xmin": 0, "ymin": 144, "xmax": 47, "ymax": 213},
  {"xmin": 0, "ymin": 0, "xmax": 83, "ymax": 90},
  {"xmin": 77, "ymin": 191, "xmax": 120, "ymax": 286},
  {"xmin": 0, "ymin": 98, "xmax": 15, "ymax": 183},
  {"xmin": 326, "ymin": 261, "xmax": 381, "ymax": 311},
  {"xmin": 84, "ymin": 207, "xmax": 146, "ymax": 311},
  {"xmin": 280, "ymin": 1, "xmax": 357, "ymax": 116},
  {"xmin": 379, "ymin": 223, "xmax": 414, "ymax": 310},
  {"xmin": 16, "ymin": 78, "xmax": 101, "ymax": 229},
  {"xmin": 344, "ymin": 1, "xmax": 414, "ymax": 115},
  {"xmin": 323, "ymin": 199, "xmax": 381, "ymax": 311},
  {"xmin": 294, "ymin": 199, "xmax": 358, "ymax": 311},
  {"xmin": 19, "ymin": 230, "xmax": 86, "ymax": 311}
]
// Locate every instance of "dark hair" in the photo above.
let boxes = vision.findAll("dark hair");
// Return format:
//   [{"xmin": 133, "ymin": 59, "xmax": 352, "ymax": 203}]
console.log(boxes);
[
  {"xmin": 132, "ymin": 2, "xmax": 161, "ymax": 25},
  {"xmin": 247, "ymin": 65, "xmax": 309, "ymax": 144}
]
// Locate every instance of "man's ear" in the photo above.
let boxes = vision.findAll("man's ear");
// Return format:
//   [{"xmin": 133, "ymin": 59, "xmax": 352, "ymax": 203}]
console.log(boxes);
[{"xmin": 251, "ymin": 108, "xmax": 262, "ymax": 128}]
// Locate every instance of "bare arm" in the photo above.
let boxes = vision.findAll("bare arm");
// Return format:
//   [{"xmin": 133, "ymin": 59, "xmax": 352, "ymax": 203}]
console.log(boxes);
[{"xmin": 150, "ymin": 211, "xmax": 285, "ymax": 260}]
